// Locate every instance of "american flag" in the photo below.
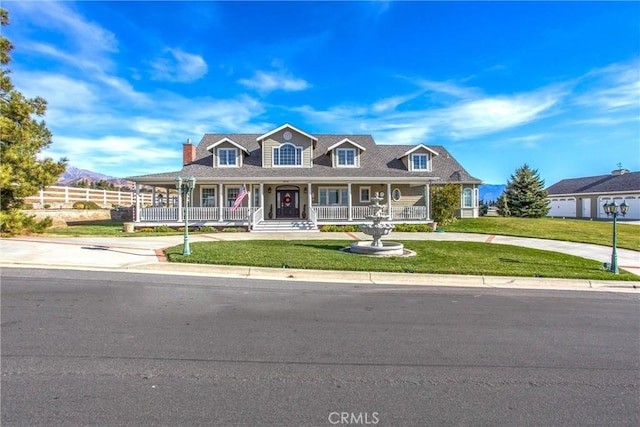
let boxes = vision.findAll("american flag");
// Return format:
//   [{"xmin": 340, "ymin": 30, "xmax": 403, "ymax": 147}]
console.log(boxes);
[{"xmin": 231, "ymin": 184, "xmax": 248, "ymax": 211}]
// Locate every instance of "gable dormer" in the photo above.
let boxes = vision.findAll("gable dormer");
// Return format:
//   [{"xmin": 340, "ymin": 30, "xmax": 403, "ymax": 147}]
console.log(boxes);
[
  {"xmin": 256, "ymin": 124, "xmax": 317, "ymax": 168},
  {"xmin": 207, "ymin": 137, "xmax": 250, "ymax": 168},
  {"xmin": 326, "ymin": 138, "xmax": 367, "ymax": 168},
  {"xmin": 398, "ymin": 144, "xmax": 439, "ymax": 172}
]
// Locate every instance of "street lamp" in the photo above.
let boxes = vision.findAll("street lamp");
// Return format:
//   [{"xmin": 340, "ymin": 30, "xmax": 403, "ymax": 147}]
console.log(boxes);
[
  {"xmin": 603, "ymin": 200, "xmax": 629, "ymax": 274},
  {"xmin": 175, "ymin": 176, "xmax": 196, "ymax": 256}
]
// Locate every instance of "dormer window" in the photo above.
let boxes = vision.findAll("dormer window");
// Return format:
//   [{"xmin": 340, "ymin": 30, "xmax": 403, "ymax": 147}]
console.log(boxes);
[
  {"xmin": 273, "ymin": 143, "xmax": 302, "ymax": 167},
  {"xmin": 337, "ymin": 148, "xmax": 357, "ymax": 167},
  {"xmin": 218, "ymin": 148, "xmax": 238, "ymax": 167},
  {"xmin": 410, "ymin": 153, "xmax": 429, "ymax": 171}
]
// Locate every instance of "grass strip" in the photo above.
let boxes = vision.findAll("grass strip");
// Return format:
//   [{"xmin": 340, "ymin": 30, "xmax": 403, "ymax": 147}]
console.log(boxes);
[{"xmin": 165, "ymin": 240, "xmax": 637, "ymax": 281}]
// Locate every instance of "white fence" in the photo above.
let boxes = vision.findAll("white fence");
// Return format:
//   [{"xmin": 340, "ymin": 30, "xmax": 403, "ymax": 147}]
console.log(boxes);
[{"xmin": 25, "ymin": 186, "xmax": 152, "ymax": 208}]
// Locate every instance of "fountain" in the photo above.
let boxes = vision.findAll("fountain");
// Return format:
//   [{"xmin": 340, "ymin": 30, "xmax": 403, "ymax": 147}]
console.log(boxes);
[{"xmin": 350, "ymin": 192, "xmax": 405, "ymax": 256}]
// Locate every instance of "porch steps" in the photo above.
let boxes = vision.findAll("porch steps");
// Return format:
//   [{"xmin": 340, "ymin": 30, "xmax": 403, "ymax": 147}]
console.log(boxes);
[{"xmin": 251, "ymin": 220, "xmax": 319, "ymax": 232}]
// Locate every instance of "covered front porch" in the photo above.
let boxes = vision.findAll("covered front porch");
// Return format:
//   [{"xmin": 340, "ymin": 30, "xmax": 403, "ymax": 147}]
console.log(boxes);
[{"xmin": 133, "ymin": 181, "xmax": 436, "ymax": 231}]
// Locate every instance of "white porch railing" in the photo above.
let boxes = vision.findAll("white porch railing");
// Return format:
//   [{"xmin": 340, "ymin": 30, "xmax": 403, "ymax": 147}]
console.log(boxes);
[
  {"xmin": 314, "ymin": 206, "xmax": 350, "ymax": 220},
  {"xmin": 137, "ymin": 205, "xmax": 429, "ymax": 223},
  {"xmin": 139, "ymin": 207, "xmax": 179, "ymax": 221},
  {"xmin": 314, "ymin": 205, "xmax": 427, "ymax": 221},
  {"xmin": 190, "ymin": 207, "xmax": 220, "ymax": 221},
  {"xmin": 251, "ymin": 207, "xmax": 263, "ymax": 228},
  {"xmin": 390, "ymin": 206, "xmax": 427, "ymax": 220},
  {"xmin": 309, "ymin": 206, "xmax": 318, "ymax": 225}
]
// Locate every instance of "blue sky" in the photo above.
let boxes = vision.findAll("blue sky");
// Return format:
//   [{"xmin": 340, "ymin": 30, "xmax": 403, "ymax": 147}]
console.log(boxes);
[{"xmin": 4, "ymin": 1, "xmax": 639, "ymax": 185}]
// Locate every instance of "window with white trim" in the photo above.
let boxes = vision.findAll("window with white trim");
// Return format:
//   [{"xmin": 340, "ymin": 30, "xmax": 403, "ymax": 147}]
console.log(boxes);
[
  {"xmin": 463, "ymin": 188, "xmax": 473, "ymax": 208},
  {"xmin": 201, "ymin": 187, "xmax": 216, "ymax": 207},
  {"xmin": 336, "ymin": 148, "xmax": 357, "ymax": 167},
  {"xmin": 410, "ymin": 153, "xmax": 429, "ymax": 171},
  {"xmin": 392, "ymin": 188, "xmax": 401, "ymax": 201},
  {"xmin": 226, "ymin": 187, "xmax": 240, "ymax": 207},
  {"xmin": 319, "ymin": 187, "xmax": 349, "ymax": 205},
  {"xmin": 218, "ymin": 148, "xmax": 238, "ymax": 167},
  {"xmin": 360, "ymin": 186, "xmax": 371, "ymax": 203},
  {"xmin": 273, "ymin": 143, "xmax": 302, "ymax": 166}
]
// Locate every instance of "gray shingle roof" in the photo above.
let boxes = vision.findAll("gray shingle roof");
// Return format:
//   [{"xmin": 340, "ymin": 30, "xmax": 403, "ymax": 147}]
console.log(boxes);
[
  {"xmin": 546, "ymin": 171, "xmax": 640, "ymax": 195},
  {"xmin": 128, "ymin": 132, "xmax": 482, "ymax": 184}
]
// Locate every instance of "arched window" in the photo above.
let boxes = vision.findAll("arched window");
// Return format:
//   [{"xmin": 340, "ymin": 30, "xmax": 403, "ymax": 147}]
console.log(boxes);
[{"xmin": 273, "ymin": 143, "xmax": 302, "ymax": 166}]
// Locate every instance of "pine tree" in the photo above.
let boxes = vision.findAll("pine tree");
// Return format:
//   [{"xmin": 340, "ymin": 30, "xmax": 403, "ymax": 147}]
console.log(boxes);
[
  {"xmin": 499, "ymin": 164, "xmax": 549, "ymax": 218},
  {"xmin": 1, "ymin": 8, "xmax": 67, "ymax": 233}
]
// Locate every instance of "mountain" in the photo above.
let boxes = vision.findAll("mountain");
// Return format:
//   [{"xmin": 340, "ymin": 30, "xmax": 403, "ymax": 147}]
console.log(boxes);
[
  {"xmin": 479, "ymin": 184, "xmax": 506, "ymax": 203},
  {"xmin": 56, "ymin": 166, "xmax": 134, "ymax": 189}
]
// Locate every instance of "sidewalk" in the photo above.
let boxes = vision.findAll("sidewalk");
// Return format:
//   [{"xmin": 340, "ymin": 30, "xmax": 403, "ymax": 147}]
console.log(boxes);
[{"xmin": 1, "ymin": 232, "xmax": 638, "ymax": 292}]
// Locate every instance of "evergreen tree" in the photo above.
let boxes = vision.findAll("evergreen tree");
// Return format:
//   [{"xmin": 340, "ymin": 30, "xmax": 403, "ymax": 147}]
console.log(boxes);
[
  {"xmin": 499, "ymin": 164, "xmax": 549, "ymax": 218},
  {"xmin": 0, "ymin": 9, "xmax": 67, "ymax": 233}
]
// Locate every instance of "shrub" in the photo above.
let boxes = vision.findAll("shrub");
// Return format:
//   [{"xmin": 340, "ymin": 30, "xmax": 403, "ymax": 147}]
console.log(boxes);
[
  {"xmin": 222, "ymin": 227, "xmax": 246, "ymax": 232},
  {"xmin": 198, "ymin": 226, "xmax": 216, "ymax": 233},
  {"xmin": 320, "ymin": 224, "xmax": 360, "ymax": 232},
  {"xmin": 137, "ymin": 227, "xmax": 154, "ymax": 233},
  {"xmin": 394, "ymin": 223, "xmax": 433, "ymax": 232},
  {"xmin": 0, "ymin": 209, "xmax": 53, "ymax": 236},
  {"xmin": 43, "ymin": 204, "xmax": 51, "ymax": 209},
  {"xmin": 154, "ymin": 225, "xmax": 173, "ymax": 232},
  {"xmin": 73, "ymin": 201, "xmax": 100, "ymax": 210}
]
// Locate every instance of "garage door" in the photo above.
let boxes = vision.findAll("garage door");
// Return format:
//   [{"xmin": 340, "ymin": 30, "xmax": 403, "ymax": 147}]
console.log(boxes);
[
  {"xmin": 547, "ymin": 198, "xmax": 576, "ymax": 217},
  {"xmin": 598, "ymin": 196, "xmax": 640, "ymax": 220}
]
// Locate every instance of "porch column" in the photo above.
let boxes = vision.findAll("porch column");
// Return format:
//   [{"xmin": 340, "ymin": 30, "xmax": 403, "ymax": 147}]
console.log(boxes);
[
  {"xmin": 424, "ymin": 184, "xmax": 430, "ymax": 220},
  {"xmin": 260, "ymin": 183, "xmax": 265, "ymax": 221},
  {"xmin": 307, "ymin": 183, "xmax": 312, "ymax": 218},
  {"xmin": 152, "ymin": 187, "xmax": 156, "ymax": 207},
  {"xmin": 135, "ymin": 184, "xmax": 141, "ymax": 222},
  {"xmin": 218, "ymin": 183, "xmax": 224, "ymax": 222},
  {"xmin": 347, "ymin": 183, "xmax": 353, "ymax": 221},
  {"xmin": 177, "ymin": 184, "xmax": 183, "ymax": 222},
  {"xmin": 387, "ymin": 183, "xmax": 392, "ymax": 220}
]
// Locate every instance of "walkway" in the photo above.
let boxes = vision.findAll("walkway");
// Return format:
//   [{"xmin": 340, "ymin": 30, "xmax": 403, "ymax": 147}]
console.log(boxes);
[{"xmin": 1, "ymin": 232, "xmax": 638, "ymax": 291}]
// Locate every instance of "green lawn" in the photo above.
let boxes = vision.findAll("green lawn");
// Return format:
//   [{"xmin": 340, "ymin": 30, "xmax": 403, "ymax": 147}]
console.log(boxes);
[
  {"xmin": 44, "ymin": 220, "xmax": 129, "ymax": 236},
  {"xmin": 440, "ymin": 217, "xmax": 639, "ymax": 251},
  {"xmin": 165, "ymin": 240, "xmax": 637, "ymax": 281}
]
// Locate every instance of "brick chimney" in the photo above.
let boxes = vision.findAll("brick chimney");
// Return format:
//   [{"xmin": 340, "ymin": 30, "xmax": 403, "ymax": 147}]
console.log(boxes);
[{"xmin": 183, "ymin": 139, "xmax": 196, "ymax": 165}]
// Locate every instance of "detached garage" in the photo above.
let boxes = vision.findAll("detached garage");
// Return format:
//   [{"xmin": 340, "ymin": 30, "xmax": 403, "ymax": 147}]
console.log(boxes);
[{"xmin": 546, "ymin": 168, "xmax": 640, "ymax": 220}]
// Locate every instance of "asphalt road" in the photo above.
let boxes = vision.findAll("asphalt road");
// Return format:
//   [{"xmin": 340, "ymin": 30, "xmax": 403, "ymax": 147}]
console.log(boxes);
[{"xmin": 2, "ymin": 268, "xmax": 639, "ymax": 426}]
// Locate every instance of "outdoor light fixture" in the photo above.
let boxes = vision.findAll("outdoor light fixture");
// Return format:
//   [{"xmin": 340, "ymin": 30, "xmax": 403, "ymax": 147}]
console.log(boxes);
[
  {"xmin": 603, "ymin": 200, "xmax": 629, "ymax": 274},
  {"xmin": 175, "ymin": 176, "xmax": 196, "ymax": 256},
  {"xmin": 268, "ymin": 187, "xmax": 272, "ymax": 193}
]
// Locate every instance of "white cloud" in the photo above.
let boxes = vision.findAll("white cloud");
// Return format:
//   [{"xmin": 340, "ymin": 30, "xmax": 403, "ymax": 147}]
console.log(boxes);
[
  {"xmin": 238, "ymin": 70, "xmax": 310, "ymax": 94},
  {"xmin": 573, "ymin": 59, "xmax": 640, "ymax": 111},
  {"xmin": 10, "ymin": 0, "xmax": 117, "ymax": 67},
  {"xmin": 47, "ymin": 136, "xmax": 179, "ymax": 177},
  {"xmin": 438, "ymin": 90, "xmax": 563, "ymax": 139},
  {"xmin": 150, "ymin": 48, "xmax": 208, "ymax": 83}
]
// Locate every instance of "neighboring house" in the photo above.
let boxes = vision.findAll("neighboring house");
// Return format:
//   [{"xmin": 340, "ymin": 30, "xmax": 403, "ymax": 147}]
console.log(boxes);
[
  {"xmin": 128, "ymin": 124, "xmax": 482, "ymax": 231},
  {"xmin": 546, "ymin": 168, "xmax": 640, "ymax": 220}
]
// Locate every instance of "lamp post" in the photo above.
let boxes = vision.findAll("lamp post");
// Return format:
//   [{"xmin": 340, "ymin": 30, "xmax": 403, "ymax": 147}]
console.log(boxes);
[
  {"xmin": 603, "ymin": 200, "xmax": 629, "ymax": 274},
  {"xmin": 175, "ymin": 176, "xmax": 196, "ymax": 256}
]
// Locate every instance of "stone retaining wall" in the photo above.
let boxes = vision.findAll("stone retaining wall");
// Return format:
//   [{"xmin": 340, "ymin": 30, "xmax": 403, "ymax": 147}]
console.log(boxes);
[{"xmin": 24, "ymin": 208, "xmax": 133, "ymax": 227}]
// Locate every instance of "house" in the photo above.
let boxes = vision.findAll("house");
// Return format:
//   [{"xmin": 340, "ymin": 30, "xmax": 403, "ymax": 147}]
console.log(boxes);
[
  {"xmin": 127, "ymin": 124, "xmax": 482, "ymax": 231},
  {"xmin": 546, "ymin": 168, "xmax": 640, "ymax": 220}
]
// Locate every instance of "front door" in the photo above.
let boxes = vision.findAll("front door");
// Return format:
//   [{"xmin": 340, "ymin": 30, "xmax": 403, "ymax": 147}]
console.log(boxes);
[{"xmin": 276, "ymin": 190, "xmax": 299, "ymax": 218}]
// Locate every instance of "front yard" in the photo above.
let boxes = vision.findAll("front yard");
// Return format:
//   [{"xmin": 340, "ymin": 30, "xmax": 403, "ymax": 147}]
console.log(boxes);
[{"xmin": 164, "ymin": 240, "xmax": 638, "ymax": 281}]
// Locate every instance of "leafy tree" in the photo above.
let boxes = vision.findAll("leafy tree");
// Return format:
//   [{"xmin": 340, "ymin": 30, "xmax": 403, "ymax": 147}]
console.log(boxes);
[
  {"xmin": 498, "ymin": 164, "xmax": 549, "ymax": 218},
  {"xmin": 430, "ymin": 183, "xmax": 460, "ymax": 225},
  {"xmin": 0, "ymin": 9, "xmax": 66, "ymax": 233}
]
